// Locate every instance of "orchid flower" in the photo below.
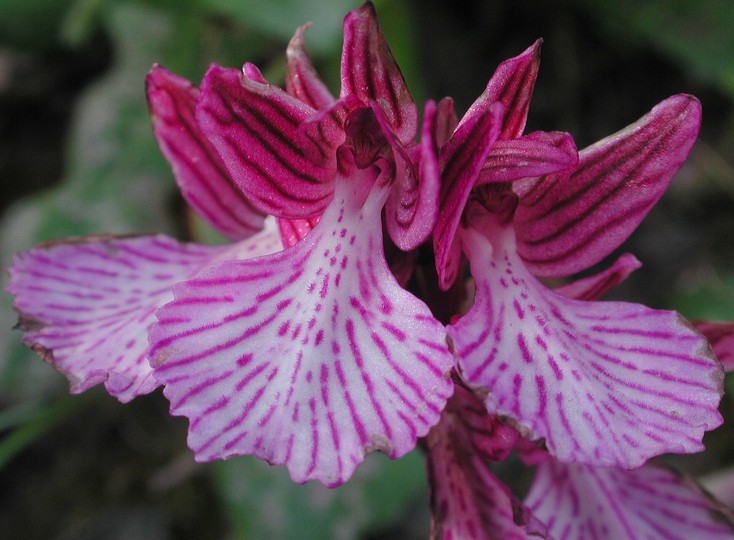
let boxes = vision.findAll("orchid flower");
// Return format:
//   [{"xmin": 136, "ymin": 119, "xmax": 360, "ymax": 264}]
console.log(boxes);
[
  {"xmin": 6, "ymin": 2, "xmax": 733, "ymax": 537},
  {"xmin": 432, "ymin": 46, "xmax": 723, "ymax": 468},
  {"xmin": 6, "ymin": 66, "xmax": 282, "ymax": 404},
  {"xmin": 152, "ymin": 2, "xmax": 455, "ymax": 488},
  {"xmin": 426, "ymin": 256, "xmax": 733, "ymax": 539}
]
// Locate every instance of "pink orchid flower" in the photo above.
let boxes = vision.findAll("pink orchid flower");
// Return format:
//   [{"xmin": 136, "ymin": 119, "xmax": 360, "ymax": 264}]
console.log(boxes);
[
  {"xmin": 6, "ymin": 4, "xmax": 731, "ymax": 534},
  {"xmin": 431, "ymin": 41, "xmax": 722, "ymax": 469},
  {"xmin": 426, "ymin": 261, "xmax": 733, "ymax": 539}
]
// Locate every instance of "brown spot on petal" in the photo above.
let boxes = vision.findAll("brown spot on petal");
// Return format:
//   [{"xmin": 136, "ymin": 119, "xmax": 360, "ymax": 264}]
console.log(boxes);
[{"xmin": 363, "ymin": 434, "xmax": 392, "ymax": 455}]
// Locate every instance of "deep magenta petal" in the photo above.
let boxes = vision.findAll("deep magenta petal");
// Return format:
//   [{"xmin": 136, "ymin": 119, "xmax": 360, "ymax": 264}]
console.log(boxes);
[
  {"xmin": 526, "ymin": 460, "xmax": 734, "ymax": 540},
  {"xmin": 146, "ymin": 66, "xmax": 266, "ymax": 240},
  {"xmin": 460, "ymin": 40, "xmax": 541, "ymax": 141},
  {"xmin": 196, "ymin": 65, "xmax": 335, "ymax": 218},
  {"xmin": 382, "ymin": 101, "xmax": 440, "ymax": 251},
  {"xmin": 297, "ymin": 94, "xmax": 363, "ymax": 169},
  {"xmin": 554, "ymin": 253, "xmax": 641, "ymax": 301},
  {"xmin": 515, "ymin": 95, "xmax": 702, "ymax": 277},
  {"xmin": 150, "ymin": 177, "xmax": 454, "ymax": 487},
  {"xmin": 340, "ymin": 2, "xmax": 417, "ymax": 143},
  {"xmin": 450, "ymin": 222, "xmax": 723, "ymax": 468},
  {"xmin": 695, "ymin": 321, "xmax": 734, "ymax": 372},
  {"xmin": 427, "ymin": 386, "xmax": 548, "ymax": 540},
  {"xmin": 434, "ymin": 97, "xmax": 458, "ymax": 148},
  {"xmin": 276, "ymin": 216, "xmax": 321, "ymax": 248},
  {"xmin": 7, "ymin": 235, "xmax": 229, "ymax": 402},
  {"xmin": 480, "ymin": 131, "xmax": 578, "ymax": 185},
  {"xmin": 285, "ymin": 23, "xmax": 335, "ymax": 109},
  {"xmin": 434, "ymin": 102, "xmax": 503, "ymax": 291}
]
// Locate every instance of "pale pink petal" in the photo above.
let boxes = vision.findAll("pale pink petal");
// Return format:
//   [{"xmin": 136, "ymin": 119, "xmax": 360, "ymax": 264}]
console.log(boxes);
[
  {"xmin": 381, "ymin": 100, "xmax": 440, "ymax": 251},
  {"xmin": 427, "ymin": 385, "xmax": 547, "ymax": 540},
  {"xmin": 459, "ymin": 40, "xmax": 541, "ymax": 141},
  {"xmin": 150, "ymin": 174, "xmax": 454, "ymax": 487},
  {"xmin": 695, "ymin": 321, "xmax": 734, "ymax": 372},
  {"xmin": 7, "ymin": 218, "xmax": 283, "ymax": 403},
  {"xmin": 526, "ymin": 460, "xmax": 734, "ymax": 540},
  {"xmin": 515, "ymin": 95, "xmax": 702, "ymax": 277},
  {"xmin": 449, "ymin": 216, "xmax": 723, "ymax": 468},
  {"xmin": 554, "ymin": 253, "xmax": 641, "ymax": 301},
  {"xmin": 480, "ymin": 131, "xmax": 577, "ymax": 185},
  {"xmin": 196, "ymin": 65, "xmax": 334, "ymax": 218},
  {"xmin": 146, "ymin": 66, "xmax": 266, "ymax": 240},
  {"xmin": 340, "ymin": 3, "xmax": 417, "ymax": 143},
  {"xmin": 285, "ymin": 23, "xmax": 335, "ymax": 109},
  {"xmin": 7, "ymin": 235, "xmax": 228, "ymax": 402},
  {"xmin": 434, "ymin": 102, "xmax": 503, "ymax": 291}
]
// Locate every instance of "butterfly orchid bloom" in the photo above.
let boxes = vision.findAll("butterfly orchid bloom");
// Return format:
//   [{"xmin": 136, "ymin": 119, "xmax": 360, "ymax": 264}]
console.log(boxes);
[{"xmin": 7, "ymin": 2, "xmax": 733, "ymax": 537}]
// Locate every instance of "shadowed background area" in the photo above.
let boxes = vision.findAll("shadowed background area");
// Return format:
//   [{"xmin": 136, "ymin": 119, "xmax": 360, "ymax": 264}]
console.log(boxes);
[{"xmin": 0, "ymin": 0, "xmax": 733, "ymax": 538}]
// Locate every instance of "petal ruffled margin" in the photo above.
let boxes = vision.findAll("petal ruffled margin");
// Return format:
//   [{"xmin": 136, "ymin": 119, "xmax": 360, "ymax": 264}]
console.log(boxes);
[
  {"xmin": 150, "ymin": 174, "xmax": 454, "ymax": 487},
  {"xmin": 450, "ymin": 218, "xmax": 723, "ymax": 468},
  {"xmin": 7, "ymin": 221, "xmax": 283, "ymax": 403},
  {"xmin": 525, "ymin": 460, "xmax": 734, "ymax": 540},
  {"xmin": 7, "ymin": 235, "xmax": 228, "ymax": 402}
]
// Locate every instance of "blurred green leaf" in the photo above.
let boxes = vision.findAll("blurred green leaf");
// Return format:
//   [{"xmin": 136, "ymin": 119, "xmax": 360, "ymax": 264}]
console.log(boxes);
[
  {"xmin": 0, "ymin": 0, "xmax": 75, "ymax": 48},
  {"xmin": 207, "ymin": 0, "xmax": 357, "ymax": 54},
  {"xmin": 574, "ymin": 0, "xmax": 734, "ymax": 97},
  {"xmin": 214, "ymin": 450, "xmax": 428, "ymax": 539},
  {"xmin": 673, "ymin": 273, "xmax": 734, "ymax": 321},
  {"xmin": 0, "ymin": 395, "xmax": 86, "ymax": 468},
  {"xmin": 0, "ymin": 3, "xmax": 191, "ymax": 399}
]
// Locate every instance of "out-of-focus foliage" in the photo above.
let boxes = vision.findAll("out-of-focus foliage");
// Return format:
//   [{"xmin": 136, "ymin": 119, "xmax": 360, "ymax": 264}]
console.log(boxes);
[
  {"xmin": 576, "ymin": 0, "xmax": 734, "ymax": 98},
  {"xmin": 215, "ymin": 450, "xmax": 428, "ymax": 539}
]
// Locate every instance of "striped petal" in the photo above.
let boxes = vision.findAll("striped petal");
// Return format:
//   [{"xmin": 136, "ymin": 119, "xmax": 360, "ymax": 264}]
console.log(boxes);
[
  {"xmin": 434, "ymin": 97, "xmax": 458, "ymax": 148},
  {"xmin": 434, "ymin": 103, "xmax": 503, "ymax": 291},
  {"xmin": 7, "ymin": 236, "xmax": 228, "ymax": 402},
  {"xmin": 150, "ymin": 174, "xmax": 454, "ymax": 487},
  {"xmin": 196, "ymin": 65, "xmax": 334, "ymax": 218},
  {"xmin": 525, "ymin": 460, "xmax": 734, "ymax": 540},
  {"xmin": 427, "ymin": 385, "xmax": 547, "ymax": 540},
  {"xmin": 381, "ymin": 100, "xmax": 440, "ymax": 251},
  {"xmin": 7, "ymin": 220, "xmax": 283, "ymax": 403},
  {"xmin": 481, "ymin": 131, "xmax": 578, "ymax": 185},
  {"xmin": 449, "ymin": 217, "xmax": 723, "ymax": 468},
  {"xmin": 695, "ymin": 321, "xmax": 734, "ymax": 372},
  {"xmin": 515, "ymin": 95, "xmax": 702, "ymax": 278},
  {"xmin": 340, "ymin": 2, "xmax": 417, "ymax": 144},
  {"xmin": 146, "ymin": 66, "xmax": 266, "ymax": 240},
  {"xmin": 459, "ymin": 40, "xmax": 541, "ymax": 141},
  {"xmin": 285, "ymin": 23, "xmax": 334, "ymax": 110},
  {"xmin": 554, "ymin": 253, "xmax": 641, "ymax": 301},
  {"xmin": 298, "ymin": 94, "xmax": 363, "ymax": 169}
]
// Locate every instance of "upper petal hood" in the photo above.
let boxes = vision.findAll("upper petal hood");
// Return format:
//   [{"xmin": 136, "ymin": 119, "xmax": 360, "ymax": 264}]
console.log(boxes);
[{"xmin": 515, "ymin": 95, "xmax": 702, "ymax": 278}]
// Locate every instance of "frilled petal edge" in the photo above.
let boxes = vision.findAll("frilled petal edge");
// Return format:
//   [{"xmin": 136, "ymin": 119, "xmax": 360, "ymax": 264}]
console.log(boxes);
[
  {"xmin": 449, "ymin": 215, "xmax": 723, "ymax": 468},
  {"xmin": 8, "ymin": 235, "xmax": 228, "ymax": 402},
  {"xmin": 150, "ymin": 174, "xmax": 454, "ymax": 487},
  {"xmin": 526, "ymin": 460, "xmax": 734, "ymax": 540}
]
